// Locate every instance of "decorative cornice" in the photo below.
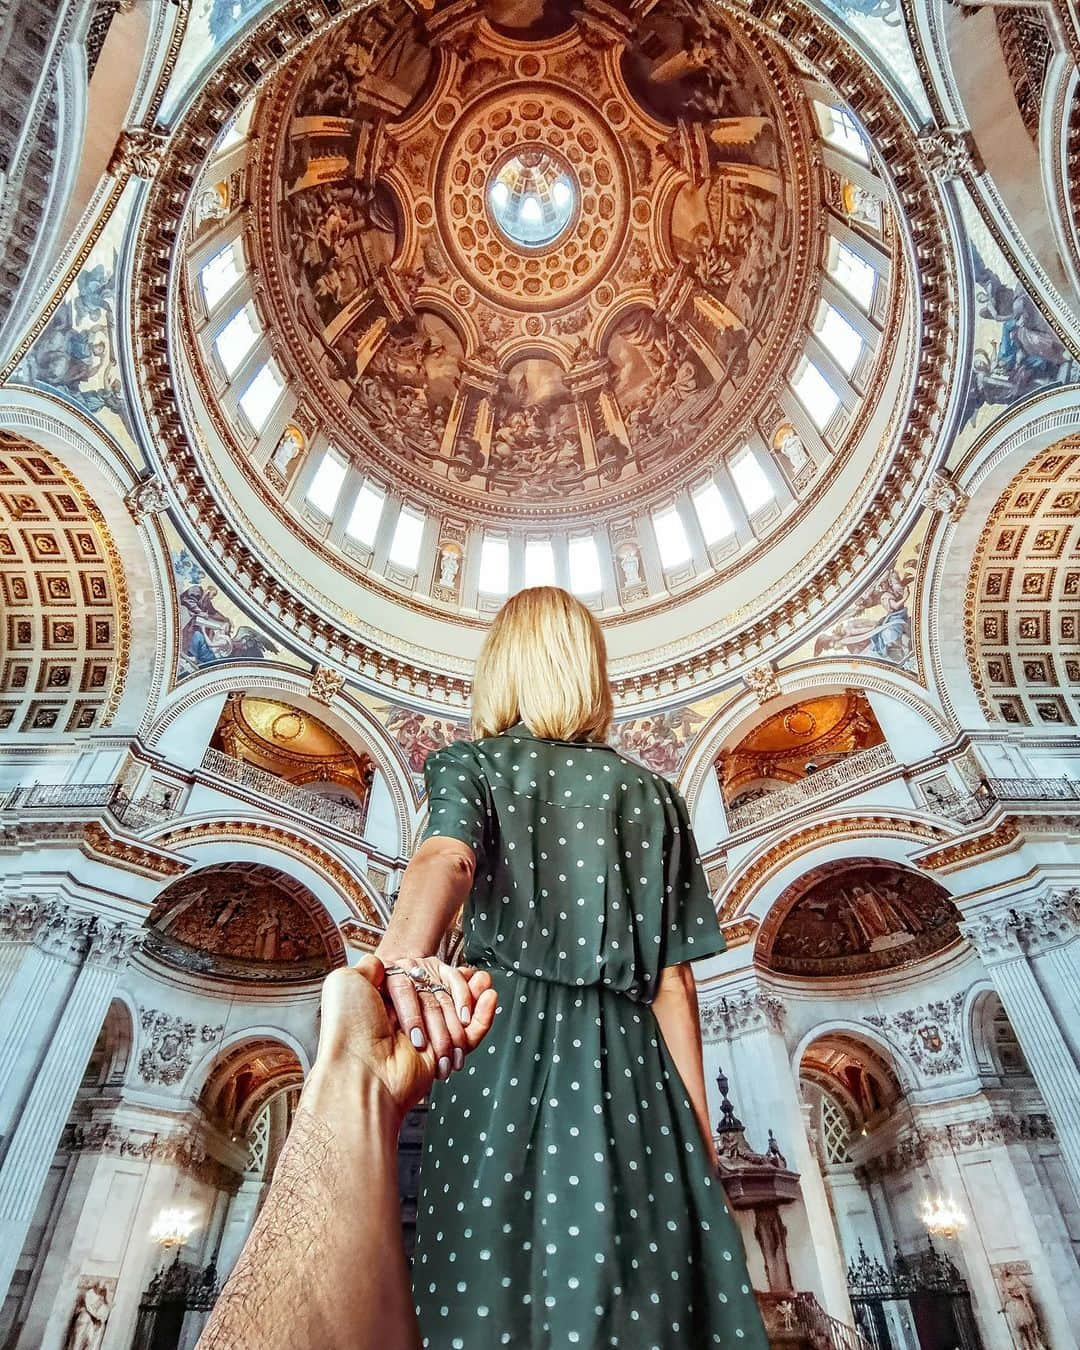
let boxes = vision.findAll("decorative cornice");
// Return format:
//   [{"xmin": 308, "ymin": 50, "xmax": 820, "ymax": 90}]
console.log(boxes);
[
  {"xmin": 961, "ymin": 888, "xmax": 1080, "ymax": 961},
  {"xmin": 858, "ymin": 1112, "xmax": 1056, "ymax": 1180},
  {"xmin": 64, "ymin": 1121, "xmax": 242, "ymax": 1194},
  {"xmin": 719, "ymin": 814, "xmax": 944, "ymax": 923},
  {"xmin": 83, "ymin": 822, "xmax": 189, "ymax": 878},
  {"xmin": 918, "ymin": 819, "xmax": 1021, "ymax": 872},
  {"xmin": 700, "ymin": 989, "xmax": 786, "ymax": 1041},
  {"xmin": 720, "ymin": 917, "xmax": 758, "ymax": 950}
]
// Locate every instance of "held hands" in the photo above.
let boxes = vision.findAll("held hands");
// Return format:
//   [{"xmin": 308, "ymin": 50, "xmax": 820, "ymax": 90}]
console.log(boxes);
[
  {"xmin": 316, "ymin": 955, "xmax": 497, "ymax": 1118},
  {"xmin": 381, "ymin": 954, "xmax": 492, "ymax": 1082}
]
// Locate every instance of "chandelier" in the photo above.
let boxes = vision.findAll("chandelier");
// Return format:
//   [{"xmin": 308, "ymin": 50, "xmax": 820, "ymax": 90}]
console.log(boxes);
[
  {"xmin": 149, "ymin": 1207, "xmax": 199, "ymax": 1248},
  {"xmin": 919, "ymin": 1194, "xmax": 968, "ymax": 1240}
]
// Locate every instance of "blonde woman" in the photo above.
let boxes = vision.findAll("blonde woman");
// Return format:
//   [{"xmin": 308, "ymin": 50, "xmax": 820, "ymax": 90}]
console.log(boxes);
[{"xmin": 378, "ymin": 587, "xmax": 766, "ymax": 1349}]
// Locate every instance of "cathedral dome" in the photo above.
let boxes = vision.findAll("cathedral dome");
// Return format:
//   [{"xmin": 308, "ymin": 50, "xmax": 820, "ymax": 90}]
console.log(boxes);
[{"xmin": 141, "ymin": 0, "xmax": 947, "ymax": 694}]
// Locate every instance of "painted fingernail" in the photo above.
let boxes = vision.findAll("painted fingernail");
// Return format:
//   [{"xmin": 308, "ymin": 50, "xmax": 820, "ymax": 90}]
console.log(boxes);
[
  {"xmin": 410, "ymin": 1027, "xmax": 425, "ymax": 1049},
  {"xmin": 459, "ymin": 1005, "xmax": 471, "ymax": 1025},
  {"xmin": 438, "ymin": 1056, "xmax": 451, "ymax": 1079},
  {"xmin": 453, "ymin": 1048, "xmax": 464, "ymax": 1071}
]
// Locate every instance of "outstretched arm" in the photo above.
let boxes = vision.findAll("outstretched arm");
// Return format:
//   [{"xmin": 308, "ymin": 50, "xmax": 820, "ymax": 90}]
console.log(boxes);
[
  {"xmin": 652, "ymin": 962, "xmax": 718, "ymax": 1169},
  {"xmin": 198, "ymin": 956, "xmax": 497, "ymax": 1350}
]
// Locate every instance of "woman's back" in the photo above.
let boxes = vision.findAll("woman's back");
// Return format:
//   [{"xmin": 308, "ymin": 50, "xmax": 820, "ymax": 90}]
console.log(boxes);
[{"xmin": 424, "ymin": 723, "xmax": 720, "ymax": 1000}]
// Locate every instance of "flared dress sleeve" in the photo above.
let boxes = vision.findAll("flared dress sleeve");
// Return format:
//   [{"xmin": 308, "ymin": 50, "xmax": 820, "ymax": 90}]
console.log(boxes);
[
  {"xmin": 419, "ymin": 739, "xmax": 491, "ymax": 857},
  {"xmin": 660, "ymin": 785, "xmax": 727, "ymax": 967}
]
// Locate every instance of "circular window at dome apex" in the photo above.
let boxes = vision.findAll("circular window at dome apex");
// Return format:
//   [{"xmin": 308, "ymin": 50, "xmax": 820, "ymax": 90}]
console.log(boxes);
[{"xmin": 487, "ymin": 151, "xmax": 577, "ymax": 247}]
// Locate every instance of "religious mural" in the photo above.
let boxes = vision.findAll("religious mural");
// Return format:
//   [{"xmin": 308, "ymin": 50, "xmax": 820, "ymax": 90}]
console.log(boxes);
[
  {"xmin": 15, "ymin": 186, "xmax": 142, "ymax": 460},
  {"xmin": 164, "ymin": 520, "xmax": 286, "ymax": 680},
  {"xmin": 257, "ymin": 0, "xmax": 810, "ymax": 514},
  {"xmin": 955, "ymin": 187, "xmax": 1077, "ymax": 450},
  {"xmin": 807, "ymin": 522, "xmax": 926, "ymax": 672},
  {"xmin": 610, "ymin": 705, "xmax": 707, "ymax": 777},
  {"xmin": 763, "ymin": 862, "xmax": 961, "ymax": 976},
  {"xmin": 376, "ymin": 704, "xmax": 470, "ymax": 780},
  {"xmin": 148, "ymin": 864, "xmax": 337, "ymax": 975}
]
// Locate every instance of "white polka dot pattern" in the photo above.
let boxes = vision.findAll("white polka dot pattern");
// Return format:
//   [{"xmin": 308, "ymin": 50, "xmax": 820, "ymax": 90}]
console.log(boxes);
[{"xmin": 413, "ymin": 725, "xmax": 763, "ymax": 1347}]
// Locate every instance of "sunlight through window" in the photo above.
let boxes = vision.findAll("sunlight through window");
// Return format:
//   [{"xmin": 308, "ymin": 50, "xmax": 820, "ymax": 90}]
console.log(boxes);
[
  {"xmin": 791, "ymin": 361, "xmax": 841, "ymax": 431},
  {"xmin": 692, "ymin": 481, "xmax": 736, "ymax": 546},
  {"xmin": 214, "ymin": 307, "xmax": 259, "ymax": 377},
  {"xmin": 389, "ymin": 507, "xmax": 425, "ymax": 571},
  {"xmin": 730, "ymin": 448, "xmax": 776, "ymax": 514},
  {"xmin": 345, "ymin": 481, "xmax": 385, "ymax": 547},
  {"xmin": 306, "ymin": 450, "xmax": 347, "ymax": 516},
  {"xmin": 652, "ymin": 506, "xmax": 692, "ymax": 570}
]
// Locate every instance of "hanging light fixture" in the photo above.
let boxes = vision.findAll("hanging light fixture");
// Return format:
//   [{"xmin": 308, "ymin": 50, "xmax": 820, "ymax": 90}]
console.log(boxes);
[
  {"xmin": 149, "ymin": 1207, "xmax": 199, "ymax": 1248},
  {"xmin": 919, "ymin": 1193, "xmax": 968, "ymax": 1240}
]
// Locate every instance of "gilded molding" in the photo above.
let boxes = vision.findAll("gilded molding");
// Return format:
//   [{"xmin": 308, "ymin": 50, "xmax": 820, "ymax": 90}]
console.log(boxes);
[
  {"xmin": 718, "ymin": 814, "xmax": 944, "ymax": 923},
  {"xmin": 157, "ymin": 819, "xmax": 384, "ymax": 927},
  {"xmin": 82, "ymin": 822, "xmax": 189, "ymax": 878}
]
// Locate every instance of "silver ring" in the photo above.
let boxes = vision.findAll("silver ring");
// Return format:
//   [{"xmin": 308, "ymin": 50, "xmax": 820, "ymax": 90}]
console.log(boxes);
[{"xmin": 409, "ymin": 964, "xmax": 426, "ymax": 979}]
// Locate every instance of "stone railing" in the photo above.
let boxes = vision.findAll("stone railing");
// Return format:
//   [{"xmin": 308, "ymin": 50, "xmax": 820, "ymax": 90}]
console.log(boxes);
[
  {"xmin": 1, "ymin": 782, "xmax": 176, "ymax": 831},
  {"xmin": 200, "ymin": 748, "xmax": 368, "ymax": 836},
  {"xmin": 930, "ymin": 776, "xmax": 1080, "ymax": 825},
  {"xmin": 727, "ymin": 743, "xmax": 896, "ymax": 831}
]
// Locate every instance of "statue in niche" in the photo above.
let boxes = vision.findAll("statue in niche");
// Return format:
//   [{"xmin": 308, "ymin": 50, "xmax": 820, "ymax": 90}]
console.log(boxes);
[
  {"xmin": 66, "ymin": 1281, "xmax": 112, "ymax": 1350},
  {"xmin": 617, "ymin": 546, "xmax": 643, "ymax": 589},
  {"xmin": 437, "ymin": 545, "xmax": 461, "ymax": 591},
  {"xmin": 269, "ymin": 427, "xmax": 304, "ymax": 485},
  {"xmin": 772, "ymin": 422, "xmax": 808, "ymax": 476},
  {"xmin": 997, "ymin": 1264, "xmax": 1049, "ymax": 1350}
]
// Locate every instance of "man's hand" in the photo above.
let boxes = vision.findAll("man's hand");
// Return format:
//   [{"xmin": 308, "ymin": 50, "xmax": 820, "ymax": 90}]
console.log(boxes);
[{"xmin": 315, "ymin": 955, "xmax": 497, "ymax": 1120}]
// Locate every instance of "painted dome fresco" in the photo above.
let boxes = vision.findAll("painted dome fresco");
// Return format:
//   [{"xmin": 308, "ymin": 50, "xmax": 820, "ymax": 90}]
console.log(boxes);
[
  {"xmin": 256, "ymin": 0, "xmax": 810, "ymax": 514},
  {"xmin": 144, "ymin": 0, "xmax": 944, "ymax": 688}
]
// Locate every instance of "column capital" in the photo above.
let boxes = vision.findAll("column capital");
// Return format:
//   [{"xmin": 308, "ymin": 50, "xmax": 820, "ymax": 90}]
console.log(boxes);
[
  {"xmin": 700, "ymin": 988, "xmax": 786, "ymax": 1041},
  {"xmin": 0, "ymin": 898, "xmax": 143, "ymax": 967},
  {"xmin": 962, "ymin": 889, "xmax": 1080, "ymax": 961}
]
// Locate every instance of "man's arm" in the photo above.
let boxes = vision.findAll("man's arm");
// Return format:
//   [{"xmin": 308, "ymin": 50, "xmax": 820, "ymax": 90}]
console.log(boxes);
[
  {"xmin": 200, "ymin": 1059, "xmax": 416, "ymax": 1350},
  {"xmin": 198, "ymin": 957, "xmax": 497, "ymax": 1350},
  {"xmin": 651, "ymin": 961, "xmax": 718, "ymax": 1169}
]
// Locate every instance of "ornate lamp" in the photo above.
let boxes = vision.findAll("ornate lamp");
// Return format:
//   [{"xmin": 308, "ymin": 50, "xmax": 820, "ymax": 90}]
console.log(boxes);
[
  {"xmin": 918, "ymin": 1193, "xmax": 968, "ymax": 1240},
  {"xmin": 149, "ymin": 1207, "xmax": 198, "ymax": 1249}
]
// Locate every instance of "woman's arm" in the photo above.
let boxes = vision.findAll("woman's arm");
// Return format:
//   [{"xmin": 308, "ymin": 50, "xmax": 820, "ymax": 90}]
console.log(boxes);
[
  {"xmin": 651, "ymin": 962, "xmax": 718, "ymax": 1168},
  {"xmin": 375, "ymin": 836, "xmax": 478, "ymax": 1071}
]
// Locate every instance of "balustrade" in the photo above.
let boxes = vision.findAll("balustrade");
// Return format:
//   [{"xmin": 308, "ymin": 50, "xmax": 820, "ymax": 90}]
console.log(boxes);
[
  {"xmin": 200, "ymin": 747, "xmax": 368, "ymax": 834},
  {"xmin": 727, "ymin": 743, "xmax": 896, "ymax": 831}
]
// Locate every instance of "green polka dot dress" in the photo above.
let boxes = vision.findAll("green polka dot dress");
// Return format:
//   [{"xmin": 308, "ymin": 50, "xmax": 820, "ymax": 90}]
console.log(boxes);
[{"xmin": 412, "ymin": 724, "xmax": 767, "ymax": 1349}]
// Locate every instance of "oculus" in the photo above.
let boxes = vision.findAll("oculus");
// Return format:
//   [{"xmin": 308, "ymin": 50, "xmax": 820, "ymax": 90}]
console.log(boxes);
[{"xmin": 487, "ymin": 150, "xmax": 577, "ymax": 248}]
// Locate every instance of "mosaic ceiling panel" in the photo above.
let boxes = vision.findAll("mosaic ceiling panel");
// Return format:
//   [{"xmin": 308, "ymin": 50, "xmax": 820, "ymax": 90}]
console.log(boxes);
[{"xmin": 759, "ymin": 860, "xmax": 961, "ymax": 976}]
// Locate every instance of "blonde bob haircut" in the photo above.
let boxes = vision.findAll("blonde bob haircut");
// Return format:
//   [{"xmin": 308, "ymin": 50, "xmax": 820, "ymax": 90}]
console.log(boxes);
[{"xmin": 471, "ymin": 587, "xmax": 614, "ymax": 743}]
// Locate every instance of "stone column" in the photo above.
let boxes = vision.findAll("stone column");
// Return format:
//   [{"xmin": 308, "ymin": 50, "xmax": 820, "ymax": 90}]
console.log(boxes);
[
  {"xmin": 962, "ymin": 890, "xmax": 1080, "ymax": 1196},
  {"xmin": 0, "ymin": 914, "xmax": 141, "ymax": 1302},
  {"xmin": 700, "ymin": 982, "xmax": 854, "ymax": 1323},
  {"xmin": 0, "ymin": 899, "xmax": 101, "ymax": 1139}
]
